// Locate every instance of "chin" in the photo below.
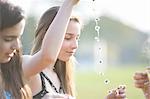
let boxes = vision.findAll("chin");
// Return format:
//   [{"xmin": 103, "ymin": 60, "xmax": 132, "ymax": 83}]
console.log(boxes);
[
  {"xmin": 59, "ymin": 57, "xmax": 70, "ymax": 62},
  {"xmin": 1, "ymin": 60, "xmax": 10, "ymax": 63},
  {"xmin": 2, "ymin": 58, "xmax": 11, "ymax": 63}
]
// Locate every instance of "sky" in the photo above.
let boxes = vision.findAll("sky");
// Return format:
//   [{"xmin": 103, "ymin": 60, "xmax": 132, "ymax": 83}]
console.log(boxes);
[{"xmin": 10, "ymin": 0, "xmax": 150, "ymax": 33}]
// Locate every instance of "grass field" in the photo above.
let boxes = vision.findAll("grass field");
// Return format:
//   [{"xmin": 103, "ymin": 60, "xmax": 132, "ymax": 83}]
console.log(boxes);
[{"xmin": 75, "ymin": 66, "xmax": 146, "ymax": 99}]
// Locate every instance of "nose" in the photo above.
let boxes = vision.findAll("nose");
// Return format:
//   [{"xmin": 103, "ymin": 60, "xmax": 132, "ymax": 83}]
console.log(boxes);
[
  {"xmin": 71, "ymin": 39, "xmax": 78, "ymax": 50},
  {"xmin": 11, "ymin": 39, "xmax": 20, "ymax": 50}
]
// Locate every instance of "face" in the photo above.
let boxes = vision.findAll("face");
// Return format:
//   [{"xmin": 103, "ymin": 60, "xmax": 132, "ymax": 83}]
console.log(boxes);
[
  {"xmin": 0, "ymin": 19, "xmax": 25, "ymax": 63},
  {"xmin": 58, "ymin": 20, "xmax": 81, "ymax": 61}
]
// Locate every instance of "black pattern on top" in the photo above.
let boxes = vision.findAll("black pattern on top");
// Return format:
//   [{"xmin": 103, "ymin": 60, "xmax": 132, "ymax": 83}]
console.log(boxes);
[
  {"xmin": 40, "ymin": 72, "xmax": 64, "ymax": 93},
  {"xmin": 33, "ymin": 72, "xmax": 49, "ymax": 99},
  {"xmin": 33, "ymin": 72, "xmax": 64, "ymax": 99}
]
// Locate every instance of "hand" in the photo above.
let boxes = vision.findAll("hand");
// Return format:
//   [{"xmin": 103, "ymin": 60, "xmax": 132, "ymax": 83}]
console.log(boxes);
[
  {"xmin": 65, "ymin": 0, "xmax": 80, "ymax": 5},
  {"xmin": 72, "ymin": 0, "xmax": 80, "ymax": 5},
  {"xmin": 105, "ymin": 85, "xmax": 126, "ymax": 99},
  {"xmin": 133, "ymin": 71, "xmax": 149, "ymax": 89},
  {"xmin": 133, "ymin": 71, "xmax": 150, "ymax": 99}
]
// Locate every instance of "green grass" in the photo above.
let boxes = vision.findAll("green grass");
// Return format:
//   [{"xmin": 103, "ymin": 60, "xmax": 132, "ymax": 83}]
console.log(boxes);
[{"xmin": 75, "ymin": 66, "xmax": 146, "ymax": 99}]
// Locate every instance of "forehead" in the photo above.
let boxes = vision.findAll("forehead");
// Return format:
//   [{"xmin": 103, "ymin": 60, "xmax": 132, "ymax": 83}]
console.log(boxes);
[
  {"xmin": 66, "ymin": 20, "xmax": 81, "ymax": 35},
  {"xmin": 0, "ymin": 20, "xmax": 25, "ymax": 36}
]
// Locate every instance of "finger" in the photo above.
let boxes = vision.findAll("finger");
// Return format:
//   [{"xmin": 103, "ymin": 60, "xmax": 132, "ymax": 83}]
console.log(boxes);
[
  {"xmin": 107, "ymin": 90, "xmax": 117, "ymax": 99},
  {"xmin": 118, "ymin": 85, "xmax": 126, "ymax": 90},
  {"xmin": 134, "ymin": 81, "xmax": 145, "ymax": 88},
  {"xmin": 112, "ymin": 89, "xmax": 117, "ymax": 95},
  {"xmin": 135, "ymin": 78, "xmax": 148, "ymax": 83},
  {"xmin": 134, "ymin": 81, "xmax": 149, "ymax": 88},
  {"xmin": 107, "ymin": 93, "xmax": 116, "ymax": 99},
  {"xmin": 134, "ymin": 73, "xmax": 148, "ymax": 80},
  {"xmin": 117, "ymin": 85, "xmax": 126, "ymax": 93},
  {"xmin": 134, "ymin": 76, "xmax": 148, "ymax": 81},
  {"xmin": 116, "ymin": 94, "xmax": 126, "ymax": 99},
  {"xmin": 142, "ymin": 72, "xmax": 148, "ymax": 76},
  {"xmin": 134, "ymin": 71, "xmax": 148, "ymax": 76},
  {"xmin": 135, "ymin": 71, "xmax": 144, "ymax": 75},
  {"xmin": 118, "ymin": 89, "xmax": 125, "ymax": 94}
]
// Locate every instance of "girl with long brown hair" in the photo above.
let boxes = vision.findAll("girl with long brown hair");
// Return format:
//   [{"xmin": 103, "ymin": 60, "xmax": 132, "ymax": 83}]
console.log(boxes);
[
  {"xmin": 29, "ymin": 5, "xmax": 126, "ymax": 99},
  {"xmin": 0, "ymin": 0, "xmax": 126, "ymax": 98},
  {"xmin": 1, "ymin": 0, "xmax": 80, "ymax": 98},
  {"xmin": 30, "ymin": 7, "xmax": 81, "ymax": 98},
  {"xmin": 21, "ymin": 0, "xmax": 80, "ymax": 98},
  {"xmin": 0, "ymin": 0, "xmax": 32, "ymax": 99}
]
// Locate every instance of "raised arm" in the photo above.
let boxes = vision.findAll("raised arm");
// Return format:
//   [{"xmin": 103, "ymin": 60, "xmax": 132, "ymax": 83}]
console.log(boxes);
[{"xmin": 22, "ymin": 0, "xmax": 80, "ymax": 78}]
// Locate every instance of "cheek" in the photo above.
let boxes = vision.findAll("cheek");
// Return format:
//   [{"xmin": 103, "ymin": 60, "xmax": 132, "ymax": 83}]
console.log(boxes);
[
  {"xmin": 61, "ymin": 41, "xmax": 70, "ymax": 50},
  {"xmin": 0, "ymin": 42, "xmax": 8, "ymax": 60},
  {"xmin": 0, "ymin": 41, "xmax": 11, "ymax": 54},
  {"xmin": 0, "ymin": 42, "xmax": 7, "ymax": 52},
  {"xmin": 58, "ymin": 42, "xmax": 69, "ymax": 60},
  {"xmin": 59, "ymin": 44, "xmax": 67, "ymax": 55}
]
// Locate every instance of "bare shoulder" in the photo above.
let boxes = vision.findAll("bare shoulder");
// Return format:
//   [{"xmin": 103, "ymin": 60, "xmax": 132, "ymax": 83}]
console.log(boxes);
[
  {"xmin": 22, "ymin": 55, "xmax": 32, "ymax": 59},
  {"xmin": 22, "ymin": 55, "xmax": 32, "ymax": 74},
  {"xmin": 22, "ymin": 55, "xmax": 32, "ymax": 63}
]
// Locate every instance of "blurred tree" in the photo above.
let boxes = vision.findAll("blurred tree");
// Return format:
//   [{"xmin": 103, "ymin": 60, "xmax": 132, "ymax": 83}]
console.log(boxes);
[
  {"xmin": 22, "ymin": 15, "xmax": 37, "ymax": 54},
  {"xmin": 76, "ymin": 15, "xmax": 148, "ymax": 67}
]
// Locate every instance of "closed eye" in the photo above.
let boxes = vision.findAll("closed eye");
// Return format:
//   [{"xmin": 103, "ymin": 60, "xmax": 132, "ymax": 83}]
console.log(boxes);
[
  {"xmin": 3, "ymin": 36, "xmax": 19, "ymax": 42},
  {"xmin": 4, "ymin": 37, "xmax": 15, "ymax": 42}
]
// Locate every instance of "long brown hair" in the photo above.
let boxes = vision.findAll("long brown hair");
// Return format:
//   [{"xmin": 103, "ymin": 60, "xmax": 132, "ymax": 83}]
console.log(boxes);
[
  {"xmin": 31, "ymin": 6, "xmax": 81, "ymax": 96},
  {"xmin": 54, "ymin": 59, "xmax": 75, "ymax": 96},
  {"xmin": 0, "ymin": 0, "xmax": 32, "ymax": 98},
  {"xmin": 0, "ymin": 50, "xmax": 32, "ymax": 99}
]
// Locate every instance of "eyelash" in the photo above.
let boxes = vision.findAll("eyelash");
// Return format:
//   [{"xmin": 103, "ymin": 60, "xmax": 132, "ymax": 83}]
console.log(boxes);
[
  {"xmin": 65, "ymin": 37, "xmax": 80, "ymax": 41},
  {"xmin": 65, "ymin": 37, "xmax": 71, "ymax": 40},
  {"xmin": 4, "ymin": 38, "xmax": 14, "ymax": 42}
]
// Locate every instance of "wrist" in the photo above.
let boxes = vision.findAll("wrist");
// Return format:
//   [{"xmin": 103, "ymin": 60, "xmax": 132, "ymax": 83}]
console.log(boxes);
[
  {"xmin": 142, "ymin": 86, "xmax": 150, "ymax": 99},
  {"xmin": 144, "ymin": 92, "xmax": 150, "ymax": 99},
  {"xmin": 63, "ymin": 0, "xmax": 78, "ymax": 7}
]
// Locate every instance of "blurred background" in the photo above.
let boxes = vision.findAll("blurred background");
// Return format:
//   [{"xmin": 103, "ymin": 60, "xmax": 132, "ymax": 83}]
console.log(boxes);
[{"xmin": 11, "ymin": 0, "xmax": 150, "ymax": 98}]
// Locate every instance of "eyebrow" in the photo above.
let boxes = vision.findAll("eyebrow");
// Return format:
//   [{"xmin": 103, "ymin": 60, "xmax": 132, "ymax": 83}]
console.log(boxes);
[
  {"xmin": 66, "ymin": 33, "xmax": 74, "ymax": 35},
  {"xmin": 3, "ymin": 35, "xmax": 19, "ymax": 38},
  {"xmin": 66, "ymin": 33, "xmax": 80, "ymax": 36}
]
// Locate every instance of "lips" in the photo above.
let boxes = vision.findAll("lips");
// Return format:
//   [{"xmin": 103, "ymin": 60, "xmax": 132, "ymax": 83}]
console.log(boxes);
[
  {"xmin": 6, "ymin": 50, "xmax": 16, "ymax": 57},
  {"xmin": 6, "ymin": 53, "xmax": 14, "ymax": 58},
  {"xmin": 66, "ymin": 51, "xmax": 75, "ymax": 56},
  {"xmin": 67, "ymin": 51, "xmax": 75, "ymax": 53}
]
